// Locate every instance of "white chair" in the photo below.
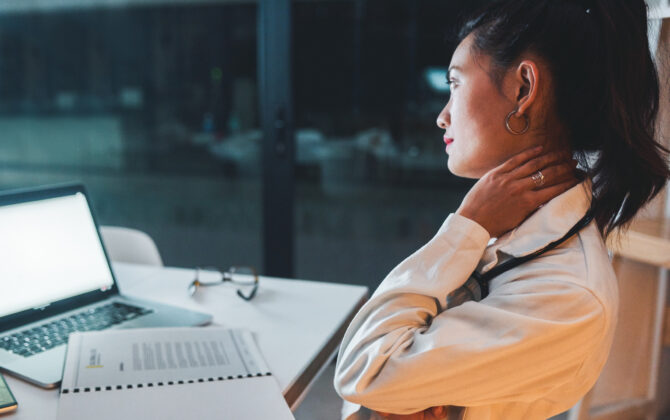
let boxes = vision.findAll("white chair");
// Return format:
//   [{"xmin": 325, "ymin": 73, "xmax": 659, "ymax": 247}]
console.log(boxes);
[{"xmin": 99, "ymin": 226, "xmax": 164, "ymax": 266}]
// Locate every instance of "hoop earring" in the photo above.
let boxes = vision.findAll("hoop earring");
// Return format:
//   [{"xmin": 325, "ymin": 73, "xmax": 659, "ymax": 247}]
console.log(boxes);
[{"xmin": 505, "ymin": 110, "xmax": 530, "ymax": 135}]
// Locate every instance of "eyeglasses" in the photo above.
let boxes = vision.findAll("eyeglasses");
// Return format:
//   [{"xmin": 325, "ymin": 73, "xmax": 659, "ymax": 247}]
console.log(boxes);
[{"xmin": 188, "ymin": 266, "xmax": 259, "ymax": 301}]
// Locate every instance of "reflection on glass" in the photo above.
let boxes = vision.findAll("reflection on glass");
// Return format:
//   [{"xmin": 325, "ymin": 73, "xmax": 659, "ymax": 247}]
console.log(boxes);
[
  {"xmin": 293, "ymin": 1, "xmax": 484, "ymax": 289},
  {"xmin": 0, "ymin": 2, "xmax": 262, "ymax": 270}
]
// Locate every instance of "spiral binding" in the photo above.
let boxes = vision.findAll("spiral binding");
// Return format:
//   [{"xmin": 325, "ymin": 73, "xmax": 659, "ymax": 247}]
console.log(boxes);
[{"xmin": 60, "ymin": 371, "xmax": 273, "ymax": 394}]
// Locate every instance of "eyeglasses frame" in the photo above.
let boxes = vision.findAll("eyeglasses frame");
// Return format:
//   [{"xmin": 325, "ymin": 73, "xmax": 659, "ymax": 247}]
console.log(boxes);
[{"xmin": 189, "ymin": 266, "xmax": 259, "ymax": 301}]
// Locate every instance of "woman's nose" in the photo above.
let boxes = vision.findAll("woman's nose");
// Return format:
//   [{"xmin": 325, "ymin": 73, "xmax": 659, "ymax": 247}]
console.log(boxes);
[{"xmin": 436, "ymin": 106, "xmax": 450, "ymax": 129}]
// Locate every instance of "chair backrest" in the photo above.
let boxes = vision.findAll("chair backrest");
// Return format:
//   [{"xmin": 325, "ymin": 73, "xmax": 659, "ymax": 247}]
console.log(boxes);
[{"xmin": 99, "ymin": 226, "xmax": 163, "ymax": 266}]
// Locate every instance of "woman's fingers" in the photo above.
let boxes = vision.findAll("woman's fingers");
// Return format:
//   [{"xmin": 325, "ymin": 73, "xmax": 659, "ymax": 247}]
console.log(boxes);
[
  {"xmin": 373, "ymin": 412, "xmax": 427, "ymax": 420},
  {"xmin": 373, "ymin": 407, "xmax": 446, "ymax": 420},
  {"xmin": 522, "ymin": 160, "xmax": 578, "ymax": 190},
  {"xmin": 429, "ymin": 406, "xmax": 447, "ymax": 419},
  {"xmin": 495, "ymin": 145, "xmax": 544, "ymax": 173},
  {"xmin": 455, "ymin": 145, "xmax": 582, "ymax": 238},
  {"xmin": 509, "ymin": 150, "xmax": 572, "ymax": 179}
]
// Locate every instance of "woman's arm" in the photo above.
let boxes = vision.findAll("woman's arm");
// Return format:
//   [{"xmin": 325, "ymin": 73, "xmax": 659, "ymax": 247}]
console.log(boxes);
[
  {"xmin": 333, "ymin": 147, "xmax": 589, "ymax": 415},
  {"xmin": 333, "ymin": 214, "xmax": 605, "ymax": 415}
]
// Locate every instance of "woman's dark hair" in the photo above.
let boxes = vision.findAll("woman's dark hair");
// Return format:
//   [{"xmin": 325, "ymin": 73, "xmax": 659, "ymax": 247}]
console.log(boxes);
[{"xmin": 457, "ymin": 0, "xmax": 670, "ymax": 238}]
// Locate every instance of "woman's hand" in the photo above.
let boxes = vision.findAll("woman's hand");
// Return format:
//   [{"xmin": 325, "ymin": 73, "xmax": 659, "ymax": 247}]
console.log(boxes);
[
  {"xmin": 456, "ymin": 146, "xmax": 581, "ymax": 238},
  {"xmin": 374, "ymin": 406, "xmax": 448, "ymax": 419}
]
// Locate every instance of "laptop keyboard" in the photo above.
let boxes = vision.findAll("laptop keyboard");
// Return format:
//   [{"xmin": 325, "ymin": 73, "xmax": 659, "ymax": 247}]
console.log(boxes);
[{"xmin": 0, "ymin": 302, "xmax": 153, "ymax": 357}]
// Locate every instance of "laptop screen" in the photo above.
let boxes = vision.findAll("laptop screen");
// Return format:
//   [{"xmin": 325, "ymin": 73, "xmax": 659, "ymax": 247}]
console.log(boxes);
[{"xmin": 0, "ymin": 191, "xmax": 114, "ymax": 318}]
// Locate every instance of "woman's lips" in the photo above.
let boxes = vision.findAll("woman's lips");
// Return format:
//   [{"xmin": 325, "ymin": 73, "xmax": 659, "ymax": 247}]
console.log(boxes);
[{"xmin": 444, "ymin": 137, "xmax": 454, "ymax": 153}]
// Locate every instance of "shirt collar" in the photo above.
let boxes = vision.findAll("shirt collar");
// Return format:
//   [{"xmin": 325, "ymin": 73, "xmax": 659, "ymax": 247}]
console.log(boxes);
[{"xmin": 477, "ymin": 178, "xmax": 594, "ymax": 273}]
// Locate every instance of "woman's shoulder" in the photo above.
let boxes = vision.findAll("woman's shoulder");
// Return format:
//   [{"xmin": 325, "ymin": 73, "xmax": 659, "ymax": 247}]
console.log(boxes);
[
  {"xmin": 494, "ymin": 219, "xmax": 618, "ymax": 323},
  {"xmin": 491, "ymin": 219, "xmax": 617, "ymax": 301},
  {"xmin": 575, "ymin": 220, "xmax": 619, "ymax": 317}
]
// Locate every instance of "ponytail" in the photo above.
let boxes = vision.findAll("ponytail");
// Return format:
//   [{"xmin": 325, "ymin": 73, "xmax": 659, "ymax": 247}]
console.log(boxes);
[{"xmin": 458, "ymin": 0, "xmax": 670, "ymax": 238}]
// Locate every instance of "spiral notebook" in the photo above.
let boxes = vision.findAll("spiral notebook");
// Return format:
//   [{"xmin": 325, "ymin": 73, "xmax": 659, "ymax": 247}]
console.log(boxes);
[{"xmin": 56, "ymin": 327, "xmax": 294, "ymax": 420}]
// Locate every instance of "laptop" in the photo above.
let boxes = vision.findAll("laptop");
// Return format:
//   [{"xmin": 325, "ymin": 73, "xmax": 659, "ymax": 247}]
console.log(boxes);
[{"xmin": 0, "ymin": 183, "xmax": 212, "ymax": 389}]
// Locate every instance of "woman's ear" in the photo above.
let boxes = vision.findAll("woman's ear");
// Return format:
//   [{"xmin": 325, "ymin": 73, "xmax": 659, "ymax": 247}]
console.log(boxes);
[{"xmin": 514, "ymin": 60, "xmax": 539, "ymax": 115}]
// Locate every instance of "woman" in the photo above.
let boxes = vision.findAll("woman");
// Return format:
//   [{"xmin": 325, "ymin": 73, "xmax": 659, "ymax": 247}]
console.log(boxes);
[{"xmin": 333, "ymin": 0, "xmax": 670, "ymax": 419}]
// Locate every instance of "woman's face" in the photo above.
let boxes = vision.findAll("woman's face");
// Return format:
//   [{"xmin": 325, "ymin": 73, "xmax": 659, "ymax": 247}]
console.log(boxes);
[{"xmin": 437, "ymin": 34, "xmax": 534, "ymax": 179}]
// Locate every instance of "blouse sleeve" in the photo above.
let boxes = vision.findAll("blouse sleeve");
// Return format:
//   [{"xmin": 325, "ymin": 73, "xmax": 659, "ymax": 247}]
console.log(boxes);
[{"xmin": 333, "ymin": 213, "xmax": 606, "ymax": 415}]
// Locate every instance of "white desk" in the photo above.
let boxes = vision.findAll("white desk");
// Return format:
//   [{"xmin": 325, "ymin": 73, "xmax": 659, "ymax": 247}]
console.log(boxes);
[{"xmin": 3, "ymin": 262, "xmax": 368, "ymax": 419}]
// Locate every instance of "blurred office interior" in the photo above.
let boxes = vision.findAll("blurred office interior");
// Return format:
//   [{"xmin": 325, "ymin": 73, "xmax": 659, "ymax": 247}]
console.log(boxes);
[{"xmin": 0, "ymin": 0, "xmax": 484, "ymax": 289}]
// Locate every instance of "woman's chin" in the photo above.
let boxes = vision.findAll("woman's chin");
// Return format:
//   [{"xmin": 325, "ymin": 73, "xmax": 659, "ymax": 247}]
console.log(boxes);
[{"xmin": 447, "ymin": 160, "xmax": 480, "ymax": 179}]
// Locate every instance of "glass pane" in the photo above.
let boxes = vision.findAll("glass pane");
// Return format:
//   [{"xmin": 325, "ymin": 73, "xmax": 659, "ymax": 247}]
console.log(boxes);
[
  {"xmin": 0, "ymin": 1, "xmax": 261, "ymax": 270},
  {"xmin": 293, "ymin": 0, "xmax": 487, "ymax": 289}
]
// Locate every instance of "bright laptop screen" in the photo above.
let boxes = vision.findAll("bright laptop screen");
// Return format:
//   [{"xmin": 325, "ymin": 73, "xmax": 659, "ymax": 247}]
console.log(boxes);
[{"xmin": 0, "ymin": 191, "xmax": 114, "ymax": 318}]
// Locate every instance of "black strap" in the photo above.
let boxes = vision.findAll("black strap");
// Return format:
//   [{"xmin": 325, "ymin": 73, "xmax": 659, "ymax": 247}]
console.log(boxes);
[{"xmin": 470, "ymin": 208, "xmax": 595, "ymax": 299}]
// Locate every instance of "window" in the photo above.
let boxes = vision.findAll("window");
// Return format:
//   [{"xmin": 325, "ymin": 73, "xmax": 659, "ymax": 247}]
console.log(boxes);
[
  {"xmin": 0, "ymin": 1, "xmax": 262, "ymax": 269},
  {"xmin": 292, "ymin": 0, "xmax": 484, "ymax": 289}
]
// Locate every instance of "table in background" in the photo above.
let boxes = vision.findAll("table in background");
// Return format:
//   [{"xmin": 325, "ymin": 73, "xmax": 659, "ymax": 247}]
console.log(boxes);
[{"xmin": 3, "ymin": 262, "xmax": 368, "ymax": 419}]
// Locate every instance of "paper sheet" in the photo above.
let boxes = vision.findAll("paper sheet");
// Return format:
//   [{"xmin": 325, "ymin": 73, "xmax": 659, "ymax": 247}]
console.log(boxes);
[
  {"xmin": 57, "ymin": 327, "xmax": 294, "ymax": 420},
  {"xmin": 61, "ymin": 327, "xmax": 267, "ymax": 390}
]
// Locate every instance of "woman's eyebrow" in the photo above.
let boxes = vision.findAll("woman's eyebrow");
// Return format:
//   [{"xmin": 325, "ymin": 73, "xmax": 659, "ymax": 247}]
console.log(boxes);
[{"xmin": 448, "ymin": 65, "xmax": 462, "ymax": 76}]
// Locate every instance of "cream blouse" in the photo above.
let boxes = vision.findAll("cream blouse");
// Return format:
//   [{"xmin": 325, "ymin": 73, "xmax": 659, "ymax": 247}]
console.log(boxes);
[{"xmin": 334, "ymin": 179, "xmax": 618, "ymax": 420}]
